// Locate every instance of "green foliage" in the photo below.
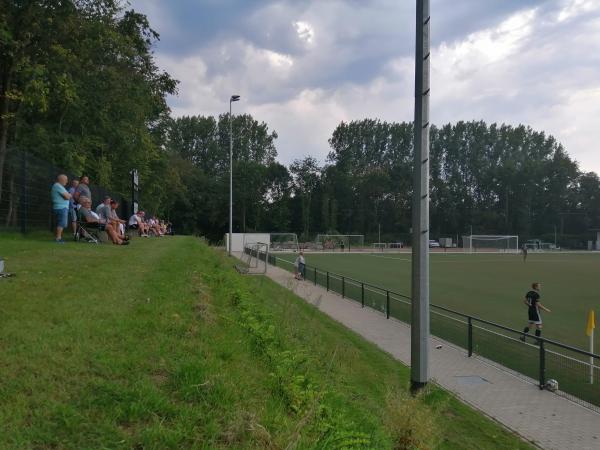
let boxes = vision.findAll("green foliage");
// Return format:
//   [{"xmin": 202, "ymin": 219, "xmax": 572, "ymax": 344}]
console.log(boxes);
[
  {"xmin": 214, "ymin": 272, "xmax": 372, "ymax": 448},
  {"xmin": 384, "ymin": 390, "xmax": 441, "ymax": 450},
  {"xmin": 1, "ymin": 0, "xmax": 176, "ymax": 212},
  {"xmin": 164, "ymin": 114, "xmax": 288, "ymax": 237}
]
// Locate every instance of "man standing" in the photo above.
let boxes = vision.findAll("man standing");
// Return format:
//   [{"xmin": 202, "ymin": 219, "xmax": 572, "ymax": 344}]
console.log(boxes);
[
  {"xmin": 521, "ymin": 244, "xmax": 528, "ymax": 262},
  {"xmin": 73, "ymin": 175, "xmax": 92, "ymax": 206},
  {"xmin": 294, "ymin": 251, "xmax": 306, "ymax": 280},
  {"xmin": 50, "ymin": 174, "xmax": 71, "ymax": 243},
  {"xmin": 67, "ymin": 178, "xmax": 79, "ymax": 236},
  {"xmin": 520, "ymin": 282, "xmax": 551, "ymax": 343}
]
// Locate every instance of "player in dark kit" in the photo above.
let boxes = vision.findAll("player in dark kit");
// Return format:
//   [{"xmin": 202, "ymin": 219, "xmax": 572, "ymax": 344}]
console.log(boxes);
[
  {"xmin": 521, "ymin": 244, "xmax": 528, "ymax": 262},
  {"xmin": 520, "ymin": 282, "xmax": 551, "ymax": 343}
]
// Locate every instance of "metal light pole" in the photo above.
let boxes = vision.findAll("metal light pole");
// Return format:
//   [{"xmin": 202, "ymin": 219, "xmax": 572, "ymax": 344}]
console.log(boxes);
[
  {"xmin": 411, "ymin": 0, "xmax": 430, "ymax": 393},
  {"xmin": 229, "ymin": 94, "xmax": 240, "ymax": 256}
]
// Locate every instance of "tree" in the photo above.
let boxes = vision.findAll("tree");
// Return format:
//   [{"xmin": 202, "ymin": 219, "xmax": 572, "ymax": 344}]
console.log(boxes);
[{"xmin": 290, "ymin": 156, "xmax": 321, "ymax": 239}]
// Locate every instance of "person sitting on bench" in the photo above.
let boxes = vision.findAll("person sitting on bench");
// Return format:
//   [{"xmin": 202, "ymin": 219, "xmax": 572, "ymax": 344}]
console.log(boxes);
[
  {"xmin": 78, "ymin": 197, "xmax": 128, "ymax": 245},
  {"xmin": 128, "ymin": 210, "xmax": 149, "ymax": 237}
]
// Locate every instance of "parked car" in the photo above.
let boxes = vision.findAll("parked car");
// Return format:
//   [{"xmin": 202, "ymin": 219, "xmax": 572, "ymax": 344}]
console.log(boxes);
[{"xmin": 428, "ymin": 240, "xmax": 440, "ymax": 248}]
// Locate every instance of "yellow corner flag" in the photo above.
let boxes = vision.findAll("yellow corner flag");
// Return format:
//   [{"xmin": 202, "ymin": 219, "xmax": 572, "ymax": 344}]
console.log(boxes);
[{"xmin": 586, "ymin": 310, "xmax": 596, "ymax": 337}]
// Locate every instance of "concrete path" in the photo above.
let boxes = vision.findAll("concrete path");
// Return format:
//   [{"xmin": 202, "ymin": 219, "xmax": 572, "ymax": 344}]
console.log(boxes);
[{"xmin": 256, "ymin": 259, "xmax": 600, "ymax": 450}]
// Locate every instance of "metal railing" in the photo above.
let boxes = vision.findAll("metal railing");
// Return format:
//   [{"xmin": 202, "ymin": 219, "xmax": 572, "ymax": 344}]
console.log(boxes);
[{"xmin": 252, "ymin": 250, "xmax": 600, "ymax": 413}]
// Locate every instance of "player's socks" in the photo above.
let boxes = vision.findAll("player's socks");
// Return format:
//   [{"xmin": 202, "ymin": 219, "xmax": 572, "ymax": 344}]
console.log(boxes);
[
  {"xmin": 535, "ymin": 329, "xmax": 541, "ymax": 337},
  {"xmin": 519, "ymin": 327, "xmax": 529, "ymax": 342}
]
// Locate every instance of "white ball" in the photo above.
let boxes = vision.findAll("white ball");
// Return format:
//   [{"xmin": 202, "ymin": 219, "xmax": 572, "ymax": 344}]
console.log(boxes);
[{"xmin": 545, "ymin": 379, "xmax": 559, "ymax": 392}]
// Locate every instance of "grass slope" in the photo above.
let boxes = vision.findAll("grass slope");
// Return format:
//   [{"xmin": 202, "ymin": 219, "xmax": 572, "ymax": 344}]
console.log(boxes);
[{"xmin": 0, "ymin": 235, "xmax": 533, "ymax": 449}]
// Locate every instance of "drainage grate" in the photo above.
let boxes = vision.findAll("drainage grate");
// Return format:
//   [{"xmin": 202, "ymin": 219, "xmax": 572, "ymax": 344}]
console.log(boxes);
[{"xmin": 455, "ymin": 375, "xmax": 490, "ymax": 386}]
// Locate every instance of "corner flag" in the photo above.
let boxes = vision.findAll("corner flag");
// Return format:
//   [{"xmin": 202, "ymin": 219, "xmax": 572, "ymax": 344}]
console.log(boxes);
[{"xmin": 586, "ymin": 310, "xmax": 595, "ymax": 337}]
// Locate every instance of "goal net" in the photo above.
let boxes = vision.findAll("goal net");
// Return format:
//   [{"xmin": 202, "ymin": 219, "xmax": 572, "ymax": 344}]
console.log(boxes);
[
  {"xmin": 269, "ymin": 233, "xmax": 299, "ymax": 252},
  {"xmin": 316, "ymin": 234, "xmax": 365, "ymax": 251},
  {"xmin": 462, "ymin": 235, "xmax": 519, "ymax": 253},
  {"xmin": 236, "ymin": 242, "xmax": 269, "ymax": 274},
  {"xmin": 372, "ymin": 242, "xmax": 388, "ymax": 251}
]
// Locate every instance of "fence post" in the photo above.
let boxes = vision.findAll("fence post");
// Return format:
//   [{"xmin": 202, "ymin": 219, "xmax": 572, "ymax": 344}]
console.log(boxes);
[
  {"xmin": 468, "ymin": 317, "xmax": 473, "ymax": 357},
  {"xmin": 314, "ymin": 267, "xmax": 317, "ymax": 285},
  {"xmin": 342, "ymin": 277, "xmax": 345, "ymax": 298},
  {"xmin": 539, "ymin": 341, "xmax": 546, "ymax": 390},
  {"xmin": 361, "ymin": 283, "xmax": 364, "ymax": 308},
  {"xmin": 326, "ymin": 272, "xmax": 329, "ymax": 291},
  {"xmin": 386, "ymin": 291, "xmax": 390, "ymax": 319},
  {"xmin": 19, "ymin": 152, "xmax": 27, "ymax": 234}
]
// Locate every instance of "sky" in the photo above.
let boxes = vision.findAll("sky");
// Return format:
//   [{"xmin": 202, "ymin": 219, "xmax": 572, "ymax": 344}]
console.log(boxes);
[{"xmin": 130, "ymin": 0, "xmax": 600, "ymax": 173}]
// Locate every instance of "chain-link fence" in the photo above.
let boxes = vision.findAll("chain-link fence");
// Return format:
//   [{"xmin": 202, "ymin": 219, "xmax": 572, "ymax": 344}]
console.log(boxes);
[
  {"xmin": 0, "ymin": 149, "xmax": 130, "ymax": 233},
  {"xmin": 256, "ymin": 250, "xmax": 600, "ymax": 413}
]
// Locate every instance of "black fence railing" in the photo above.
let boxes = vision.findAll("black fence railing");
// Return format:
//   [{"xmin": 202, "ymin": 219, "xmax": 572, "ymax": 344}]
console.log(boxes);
[
  {"xmin": 252, "ymin": 250, "xmax": 600, "ymax": 413},
  {"xmin": 0, "ymin": 149, "xmax": 129, "ymax": 233}
]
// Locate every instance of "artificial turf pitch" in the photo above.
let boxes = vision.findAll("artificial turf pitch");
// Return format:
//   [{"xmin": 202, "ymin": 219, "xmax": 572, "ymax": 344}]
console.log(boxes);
[{"xmin": 278, "ymin": 251, "xmax": 600, "ymax": 352}]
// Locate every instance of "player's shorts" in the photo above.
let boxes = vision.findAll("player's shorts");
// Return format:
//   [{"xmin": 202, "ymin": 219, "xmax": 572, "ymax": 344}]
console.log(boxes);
[{"xmin": 528, "ymin": 310, "xmax": 542, "ymax": 325}]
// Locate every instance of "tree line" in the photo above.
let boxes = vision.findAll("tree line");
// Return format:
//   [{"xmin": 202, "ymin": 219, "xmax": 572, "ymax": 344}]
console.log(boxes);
[
  {"xmin": 165, "ymin": 116, "xmax": 600, "ymax": 246},
  {"xmin": 2, "ymin": 1, "xmax": 599, "ymax": 246}
]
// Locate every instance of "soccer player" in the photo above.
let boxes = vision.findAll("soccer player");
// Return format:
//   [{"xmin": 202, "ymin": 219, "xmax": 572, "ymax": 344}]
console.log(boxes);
[
  {"xmin": 520, "ymin": 282, "xmax": 551, "ymax": 343},
  {"xmin": 521, "ymin": 244, "xmax": 528, "ymax": 262}
]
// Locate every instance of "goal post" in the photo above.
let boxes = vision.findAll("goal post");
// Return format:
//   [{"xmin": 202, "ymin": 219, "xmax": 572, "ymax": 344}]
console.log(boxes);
[
  {"xmin": 269, "ymin": 233, "xmax": 299, "ymax": 252},
  {"xmin": 372, "ymin": 242, "xmax": 388, "ymax": 251},
  {"xmin": 315, "ymin": 234, "xmax": 365, "ymax": 251},
  {"xmin": 462, "ymin": 235, "xmax": 519, "ymax": 253},
  {"xmin": 236, "ymin": 242, "xmax": 269, "ymax": 274}
]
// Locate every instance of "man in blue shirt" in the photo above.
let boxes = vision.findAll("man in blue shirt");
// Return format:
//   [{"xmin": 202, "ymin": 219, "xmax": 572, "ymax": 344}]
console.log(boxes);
[{"xmin": 50, "ymin": 174, "xmax": 71, "ymax": 243}]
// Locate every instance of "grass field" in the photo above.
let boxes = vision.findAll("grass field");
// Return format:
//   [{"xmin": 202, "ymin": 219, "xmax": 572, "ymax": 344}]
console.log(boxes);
[
  {"xmin": 277, "ymin": 251, "xmax": 600, "ymax": 351},
  {"xmin": 0, "ymin": 234, "xmax": 534, "ymax": 449}
]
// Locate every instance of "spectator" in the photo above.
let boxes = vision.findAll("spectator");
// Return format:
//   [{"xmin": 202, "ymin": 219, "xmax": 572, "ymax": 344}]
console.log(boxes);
[
  {"xmin": 73, "ymin": 175, "xmax": 91, "ymax": 205},
  {"xmin": 96, "ymin": 196, "xmax": 111, "ymax": 215},
  {"xmin": 67, "ymin": 179, "xmax": 79, "ymax": 236},
  {"xmin": 128, "ymin": 210, "xmax": 149, "ymax": 236},
  {"xmin": 78, "ymin": 197, "xmax": 128, "ymax": 245},
  {"xmin": 146, "ymin": 215, "xmax": 162, "ymax": 236},
  {"xmin": 108, "ymin": 200, "xmax": 128, "ymax": 238},
  {"xmin": 50, "ymin": 174, "xmax": 71, "ymax": 243}
]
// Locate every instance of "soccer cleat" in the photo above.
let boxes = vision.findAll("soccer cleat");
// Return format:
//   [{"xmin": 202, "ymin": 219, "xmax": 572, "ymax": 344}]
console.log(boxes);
[{"xmin": 519, "ymin": 335, "xmax": 526, "ymax": 342}]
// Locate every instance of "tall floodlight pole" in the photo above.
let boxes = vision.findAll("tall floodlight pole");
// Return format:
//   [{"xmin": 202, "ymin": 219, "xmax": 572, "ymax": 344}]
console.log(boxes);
[
  {"xmin": 411, "ymin": 0, "xmax": 430, "ymax": 392},
  {"xmin": 229, "ymin": 94, "xmax": 240, "ymax": 256}
]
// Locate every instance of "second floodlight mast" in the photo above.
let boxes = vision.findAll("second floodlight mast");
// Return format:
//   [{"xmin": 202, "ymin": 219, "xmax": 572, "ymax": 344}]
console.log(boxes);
[
  {"xmin": 229, "ymin": 94, "xmax": 240, "ymax": 256},
  {"xmin": 411, "ymin": 0, "xmax": 430, "ymax": 393}
]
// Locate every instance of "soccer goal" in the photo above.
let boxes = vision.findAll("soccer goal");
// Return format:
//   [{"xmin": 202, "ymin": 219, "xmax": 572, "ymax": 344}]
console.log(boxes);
[
  {"xmin": 462, "ymin": 235, "xmax": 519, "ymax": 253},
  {"xmin": 372, "ymin": 242, "xmax": 388, "ymax": 251},
  {"xmin": 236, "ymin": 242, "xmax": 269, "ymax": 275},
  {"xmin": 269, "ymin": 233, "xmax": 299, "ymax": 252},
  {"xmin": 316, "ymin": 234, "xmax": 365, "ymax": 251}
]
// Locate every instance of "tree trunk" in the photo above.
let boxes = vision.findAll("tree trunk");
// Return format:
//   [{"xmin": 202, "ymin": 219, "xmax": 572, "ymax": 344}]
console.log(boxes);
[
  {"xmin": 5, "ymin": 174, "xmax": 16, "ymax": 227},
  {"xmin": 0, "ymin": 67, "xmax": 13, "ymax": 204}
]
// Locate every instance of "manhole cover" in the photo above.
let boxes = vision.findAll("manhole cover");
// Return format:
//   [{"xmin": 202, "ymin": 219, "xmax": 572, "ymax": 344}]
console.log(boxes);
[{"xmin": 455, "ymin": 375, "xmax": 489, "ymax": 386}]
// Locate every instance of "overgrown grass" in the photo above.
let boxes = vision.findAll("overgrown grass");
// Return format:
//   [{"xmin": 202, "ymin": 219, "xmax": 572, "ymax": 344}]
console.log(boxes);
[{"xmin": 0, "ymin": 234, "xmax": 533, "ymax": 448}]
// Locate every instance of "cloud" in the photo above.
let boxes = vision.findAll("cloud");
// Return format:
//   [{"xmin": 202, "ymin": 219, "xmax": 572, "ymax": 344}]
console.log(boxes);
[{"xmin": 131, "ymin": 0, "xmax": 600, "ymax": 173}]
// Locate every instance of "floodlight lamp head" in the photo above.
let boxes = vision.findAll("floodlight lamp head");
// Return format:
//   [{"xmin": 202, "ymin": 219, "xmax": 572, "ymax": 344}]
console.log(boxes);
[{"xmin": 230, "ymin": 95, "xmax": 240, "ymax": 102}]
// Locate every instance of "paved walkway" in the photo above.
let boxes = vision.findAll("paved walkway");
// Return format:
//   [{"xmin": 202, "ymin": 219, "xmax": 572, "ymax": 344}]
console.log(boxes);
[{"xmin": 253, "ymin": 258, "xmax": 600, "ymax": 450}]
